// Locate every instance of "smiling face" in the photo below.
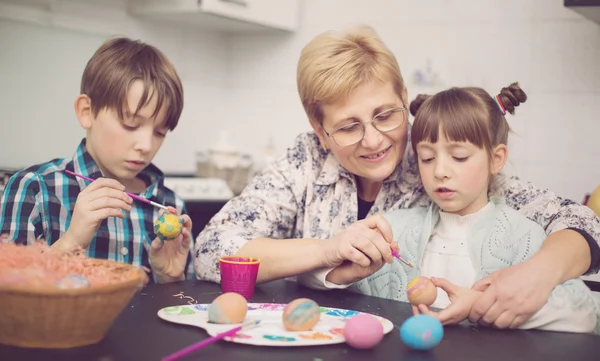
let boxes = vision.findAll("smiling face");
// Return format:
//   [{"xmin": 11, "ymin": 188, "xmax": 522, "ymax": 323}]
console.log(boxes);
[
  {"xmin": 76, "ymin": 80, "xmax": 169, "ymax": 190},
  {"xmin": 416, "ymin": 128, "xmax": 494, "ymax": 216},
  {"xmin": 312, "ymin": 81, "xmax": 408, "ymax": 198}
]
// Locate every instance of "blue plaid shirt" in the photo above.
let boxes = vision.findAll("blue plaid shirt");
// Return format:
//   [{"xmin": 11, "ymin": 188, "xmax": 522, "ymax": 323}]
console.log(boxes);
[{"xmin": 0, "ymin": 139, "xmax": 194, "ymax": 280}]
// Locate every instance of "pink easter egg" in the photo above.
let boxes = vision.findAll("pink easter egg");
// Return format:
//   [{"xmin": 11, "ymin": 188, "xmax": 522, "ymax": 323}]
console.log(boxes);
[{"xmin": 343, "ymin": 314, "xmax": 384, "ymax": 349}]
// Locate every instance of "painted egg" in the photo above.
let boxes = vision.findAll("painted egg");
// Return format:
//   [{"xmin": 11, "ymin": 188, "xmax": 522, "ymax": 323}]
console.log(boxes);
[
  {"xmin": 407, "ymin": 276, "xmax": 437, "ymax": 306},
  {"xmin": 343, "ymin": 313, "xmax": 384, "ymax": 349},
  {"xmin": 56, "ymin": 274, "xmax": 90, "ymax": 289},
  {"xmin": 282, "ymin": 298, "xmax": 320, "ymax": 331},
  {"xmin": 154, "ymin": 213, "xmax": 182, "ymax": 241},
  {"xmin": 208, "ymin": 292, "xmax": 248, "ymax": 324},
  {"xmin": 400, "ymin": 314, "xmax": 444, "ymax": 350}
]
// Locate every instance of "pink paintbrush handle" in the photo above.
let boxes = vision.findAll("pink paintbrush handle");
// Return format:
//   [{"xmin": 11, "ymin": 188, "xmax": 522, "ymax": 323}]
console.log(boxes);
[
  {"xmin": 391, "ymin": 248, "xmax": 414, "ymax": 268},
  {"xmin": 162, "ymin": 321, "xmax": 262, "ymax": 361},
  {"xmin": 64, "ymin": 170, "xmax": 168, "ymax": 211},
  {"xmin": 162, "ymin": 325, "xmax": 241, "ymax": 361}
]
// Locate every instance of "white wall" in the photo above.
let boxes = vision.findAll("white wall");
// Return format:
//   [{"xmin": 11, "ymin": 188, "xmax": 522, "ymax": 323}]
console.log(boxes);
[
  {"xmin": 1, "ymin": 0, "xmax": 599, "ymax": 204},
  {"xmin": 227, "ymin": 0, "xmax": 600, "ymax": 204},
  {"xmin": 0, "ymin": 2, "xmax": 228, "ymax": 174}
]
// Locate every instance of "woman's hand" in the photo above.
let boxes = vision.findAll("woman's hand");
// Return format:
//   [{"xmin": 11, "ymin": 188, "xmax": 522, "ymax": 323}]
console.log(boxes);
[
  {"xmin": 467, "ymin": 257, "xmax": 555, "ymax": 328},
  {"xmin": 320, "ymin": 214, "xmax": 398, "ymax": 285}
]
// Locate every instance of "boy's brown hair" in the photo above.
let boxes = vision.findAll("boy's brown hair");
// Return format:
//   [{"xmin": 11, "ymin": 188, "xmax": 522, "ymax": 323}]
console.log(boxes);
[{"xmin": 80, "ymin": 37, "xmax": 183, "ymax": 130}]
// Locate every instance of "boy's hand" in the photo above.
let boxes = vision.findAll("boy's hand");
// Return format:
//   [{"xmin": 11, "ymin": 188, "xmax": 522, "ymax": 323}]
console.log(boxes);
[
  {"xmin": 61, "ymin": 178, "xmax": 132, "ymax": 251},
  {"xmin": 149, "ymin": 206, "xmax": 192, "ymax": 283},
  {"xmin": 412, "ymin": 277, "xmax": 482, "ymax": 325}
]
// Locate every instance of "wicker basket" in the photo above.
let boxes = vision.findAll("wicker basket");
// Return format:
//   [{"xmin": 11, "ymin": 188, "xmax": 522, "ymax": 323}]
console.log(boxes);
[{"xmin": 0, "ymin": 259, "xmax": 148, "ymax": 349}]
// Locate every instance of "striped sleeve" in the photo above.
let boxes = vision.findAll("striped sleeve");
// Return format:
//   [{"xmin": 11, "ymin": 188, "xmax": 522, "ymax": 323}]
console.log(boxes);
[{"xmin": 0, "ymin": 171, "xmax": 46, "ymax": 245}]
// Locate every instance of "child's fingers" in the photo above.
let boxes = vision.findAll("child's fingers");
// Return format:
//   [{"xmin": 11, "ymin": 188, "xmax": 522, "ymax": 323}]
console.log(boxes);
[
  {"xmin": 150, "ymin": 237, "xmax": 164, "ymax": 252},
  {"xmin": 90, "ymin": 208, "xmax": 128, "ymax": 220},
  {"xmin": 412, "ymin": 305, "xmax": 420, "ymax": 316},
  {"xmin": 418, "ymin": 304, "xmax": 430, "ymax": 314},
  {"xmin": 436, "ymin": 303, "xmax": 465, "ymax": 325},
  {"xmin": 179, "ymin": 214, "xmax": 192, "ymax": 231},
  {"xmin": 82, "ymin": 178, "xmax": 126, "ymax": 193},
  {"xmin": 86, "ymin": 188, "xmax": 132, "ymax": 205},
  {"xmin": 89, "ymin": 197, "xmax": 132, "ymax": 213},
  {"xmin": 431, "ymin": 277, "xmax": 458, "ymax": 295},
  {"xmin": 167, "ymin": 206, "xmax": 178, "ymax": 215},
  {"xmin": 180, "ymin": 228, "xmax": 192, "ymax": 249}
]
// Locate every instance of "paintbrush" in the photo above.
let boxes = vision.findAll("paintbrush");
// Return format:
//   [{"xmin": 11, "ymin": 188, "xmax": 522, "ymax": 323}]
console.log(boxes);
[
  {"xmin": 374, "ymin": 228, "xmax": 414, "ymax": 268},
  {"xmin": 64, "ymin": 169, "xmax": 169, "ymax": 211},
  {"xmin": 162, "ymin": 320, "xmax": 261, "ymax": 361},
  {"xmin": 391, "ymin": 248, "xmax": 414, "ymax": 268}
]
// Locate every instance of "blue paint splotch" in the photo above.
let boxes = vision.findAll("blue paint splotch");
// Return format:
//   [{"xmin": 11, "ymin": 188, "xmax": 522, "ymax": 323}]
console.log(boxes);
[
  {"xmin": 263, "ymin": 335, "xmax": 296, "ymax": 342},
  {"xmin": 324, "ymin": 309, "xmax": 359, "ymax": 318}
]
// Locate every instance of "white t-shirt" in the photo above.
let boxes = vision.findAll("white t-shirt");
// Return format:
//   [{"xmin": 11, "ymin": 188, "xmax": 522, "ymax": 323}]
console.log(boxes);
[{"xmin": 420, "ymin": 202, "xmax": 493, "ymax": 308}]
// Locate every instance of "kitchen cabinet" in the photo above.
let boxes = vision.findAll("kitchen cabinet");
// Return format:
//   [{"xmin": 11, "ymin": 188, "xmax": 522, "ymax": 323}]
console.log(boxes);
[
  {"xmin": 565, "ymin": 0, "xmax": 600, "ymax": 23},
  {"xmin": 0, "ymin": 0, "xmax": 300, "ymax": 34},
  {"xmin": 128, "ymin": 0, "xmax": 300, "ymax": 33}
]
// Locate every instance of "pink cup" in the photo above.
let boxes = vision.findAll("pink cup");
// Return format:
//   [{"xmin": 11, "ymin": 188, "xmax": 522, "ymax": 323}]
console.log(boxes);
[{"xmin": 219, "ymin": 256, "xmax": 260, "ymax": 300}]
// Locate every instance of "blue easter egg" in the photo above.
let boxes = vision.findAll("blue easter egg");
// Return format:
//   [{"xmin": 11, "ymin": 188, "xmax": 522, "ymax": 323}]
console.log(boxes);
[
  {"xmin": 56, "ymin": 274, "xmax": 90, "ymax": 289},
  {"xmin": 400, "ymin": 315, "xmax": 443, "ymax": 350}
]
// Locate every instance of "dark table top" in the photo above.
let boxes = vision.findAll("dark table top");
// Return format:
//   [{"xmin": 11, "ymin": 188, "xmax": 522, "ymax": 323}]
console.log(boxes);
[{"xmin": 1, "ymin": 279, "xmax": 599, "ymax": 361}]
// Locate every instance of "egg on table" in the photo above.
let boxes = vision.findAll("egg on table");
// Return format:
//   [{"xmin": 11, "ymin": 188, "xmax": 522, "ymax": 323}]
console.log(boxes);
[
  {"xmin": 56, "ymin": 274, "xmax": 90, "ymax": 289},
  {"xmin": 343, "ymin": 313, "xmax": 384, "ymax": 349},
  {"xmin": 400, "ymin": 314, "xmax": 444, "ymax": 350},
  {"xmin": 282, "ymin": 298, "xmax": 320, "ymax": 331},
  {"xmin": 154, "ymin": 213, "xmax": 183, "ymax": 241},
  {"xmin": 208, "ymin": 292, "xmax": 248, "ymax": 324},
  {"xmin": 406, "ymin": 276, "xmax": 437, "ymax": 307}
]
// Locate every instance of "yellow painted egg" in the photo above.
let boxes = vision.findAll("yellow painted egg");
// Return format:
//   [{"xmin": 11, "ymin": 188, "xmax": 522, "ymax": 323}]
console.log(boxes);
[
  {"xmin": 208, "ymin": 292, "xmax": 248, "ymax": 324},
  {"xmin": 154, "ymin": 213, "xmax": 182, "ymax": 241},
  {"xmin": 282, "ymin": 298, "xmax": 320, "ymax": 331},
  {"xmin": 407, "ymin": 276, "xmax": 437, "ymax": 307}
]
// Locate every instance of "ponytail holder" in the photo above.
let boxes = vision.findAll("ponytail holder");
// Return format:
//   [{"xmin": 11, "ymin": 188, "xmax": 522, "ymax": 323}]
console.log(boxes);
[{"xmin": 494, "ymin": 95, "xmax": 506, "ymax": 115}]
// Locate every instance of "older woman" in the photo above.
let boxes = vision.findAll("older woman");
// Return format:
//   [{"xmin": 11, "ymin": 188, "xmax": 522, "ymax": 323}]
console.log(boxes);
[{"xmin": 195, "ymin": 25, "xmax": 600, "ymax": 329}]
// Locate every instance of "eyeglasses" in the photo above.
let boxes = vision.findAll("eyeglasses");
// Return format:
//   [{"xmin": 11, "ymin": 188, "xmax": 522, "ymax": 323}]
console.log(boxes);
[{"xmin": 323, "ymin": 106, "xmax": 407, "ymax": 147}]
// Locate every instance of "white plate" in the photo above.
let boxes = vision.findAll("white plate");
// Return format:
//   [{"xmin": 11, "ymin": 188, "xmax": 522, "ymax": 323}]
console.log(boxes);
[{"xmin": 158, "ymin": 303, "xmax": 394, "ymax": 347}]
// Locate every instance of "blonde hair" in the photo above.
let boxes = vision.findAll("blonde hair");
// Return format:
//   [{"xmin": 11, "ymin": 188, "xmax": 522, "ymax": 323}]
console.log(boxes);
[
  {"xmin": 297, "ymin": 25, "xmax": 405, "ymax": 125},
  {"xmin": 409, "ymin": 82, "xmax": 527, "ymax": 158},
  {"xmin": 81, "ymin": 37, "xmax": 183, "ymax": 130}
]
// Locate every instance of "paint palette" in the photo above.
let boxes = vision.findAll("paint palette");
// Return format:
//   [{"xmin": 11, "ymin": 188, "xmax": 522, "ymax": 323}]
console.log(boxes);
[{"xmin": 158, "ymin": 303, "xmax": 394, "ymax": 347}]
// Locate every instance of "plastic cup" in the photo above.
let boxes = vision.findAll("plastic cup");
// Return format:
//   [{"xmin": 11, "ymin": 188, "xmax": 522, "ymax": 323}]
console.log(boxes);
[{"xmin": 219, "ymin": 256, "xmax": 260, "ymax": 300}]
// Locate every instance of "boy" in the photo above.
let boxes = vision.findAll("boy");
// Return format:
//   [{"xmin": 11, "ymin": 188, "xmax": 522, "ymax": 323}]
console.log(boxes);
[{"xmin": 0, "ymin": 37, "xmax": 193, "ymax": 283}]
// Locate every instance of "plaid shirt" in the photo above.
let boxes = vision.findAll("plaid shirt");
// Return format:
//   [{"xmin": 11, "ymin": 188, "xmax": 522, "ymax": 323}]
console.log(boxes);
[{"xmin": 0, "ymin": 139, "xmax": 194, "ymax": 281}]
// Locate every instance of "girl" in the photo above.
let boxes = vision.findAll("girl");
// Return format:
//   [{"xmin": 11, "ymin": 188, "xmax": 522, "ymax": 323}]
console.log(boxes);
[{"xmin": 345, "ymin": 83, "xmax": 599, "ymax": 333}]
